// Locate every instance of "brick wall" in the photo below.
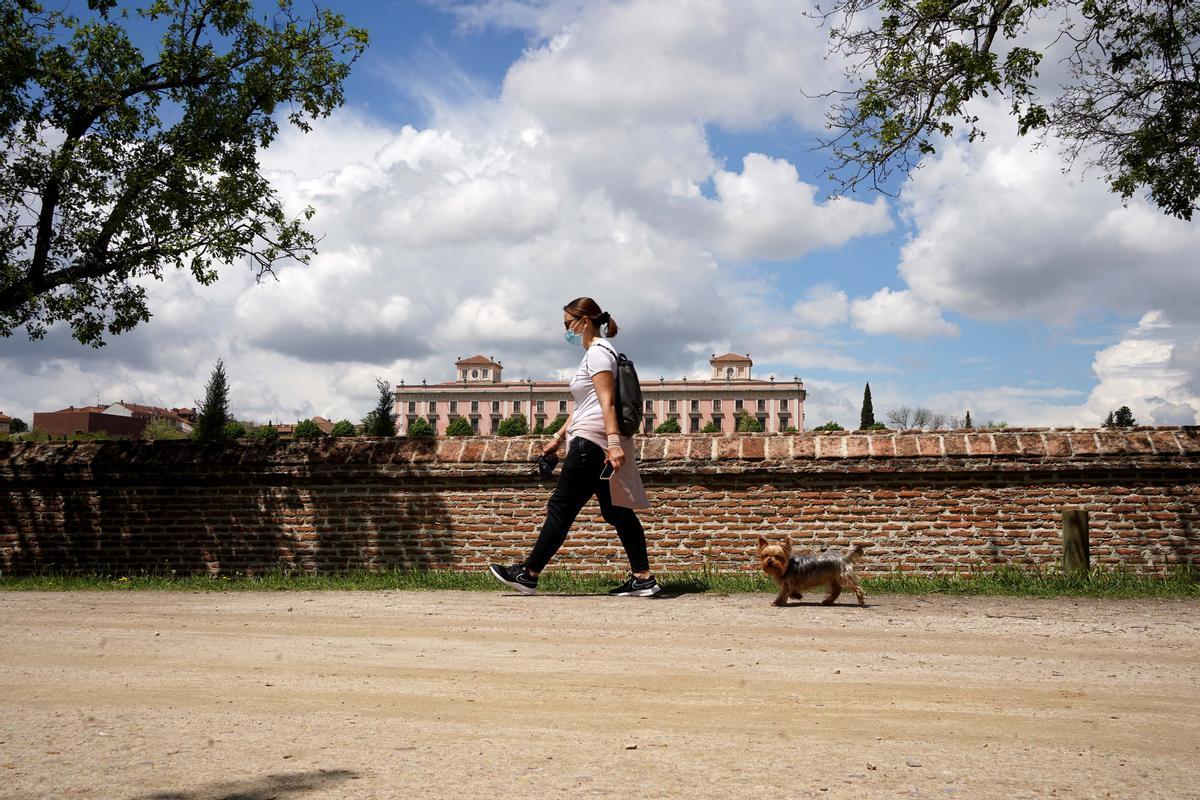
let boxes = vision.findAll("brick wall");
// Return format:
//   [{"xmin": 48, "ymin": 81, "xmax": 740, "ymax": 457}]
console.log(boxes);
[{"xmin": 1, "ymin": 428, "xmax": 1197, "ymax": 577}]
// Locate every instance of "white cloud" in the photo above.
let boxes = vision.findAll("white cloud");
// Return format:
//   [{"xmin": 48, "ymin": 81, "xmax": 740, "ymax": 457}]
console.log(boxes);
[
  {"xmin": 708, "ymin": 155, "xmax": 892, "ymax": 261},
  {"xmin": 893, "ymin": 102, "xmax": 1200, "ymax": 324},
  {"xmin": 849, "ymin": 287, "xmax": 959, "ymax": 339},
  {"xmin": 790, "ymin": 283, "xmax": 849, "ymax": 328}
]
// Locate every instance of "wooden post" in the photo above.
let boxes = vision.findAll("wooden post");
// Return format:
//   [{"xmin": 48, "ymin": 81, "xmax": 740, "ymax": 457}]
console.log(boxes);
[{"xmin": 1062, "ymin": 508, "xmax": 1090, "ymax": 574}]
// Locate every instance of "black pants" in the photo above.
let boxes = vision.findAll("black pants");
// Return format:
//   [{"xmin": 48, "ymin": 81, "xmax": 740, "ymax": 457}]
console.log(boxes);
[{"xmin": 525, "ymin": 437, "xmax": 650, "ymax": 574}]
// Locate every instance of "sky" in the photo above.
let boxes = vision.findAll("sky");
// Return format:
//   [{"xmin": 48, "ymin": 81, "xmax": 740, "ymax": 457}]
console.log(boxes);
[{"xmin": 2, "ymin": 0, "xmax": 1198, "ymax": 429}]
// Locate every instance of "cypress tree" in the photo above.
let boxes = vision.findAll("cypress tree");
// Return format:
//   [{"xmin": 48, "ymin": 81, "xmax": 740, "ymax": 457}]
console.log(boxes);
[
  {"xmin": 366, "ymin": 378, "xmax": 397, "ymax": 436},
  {"xmin": 859, "ymin": 383, "xmax": 875, "ymax": 429},
  {"xmin": 964, "ymin": 410, "xmax": 972, "ymax": 429},
  {"xmin": 194, "ymin": 359, "xmax": 230, "ymax": 441}
]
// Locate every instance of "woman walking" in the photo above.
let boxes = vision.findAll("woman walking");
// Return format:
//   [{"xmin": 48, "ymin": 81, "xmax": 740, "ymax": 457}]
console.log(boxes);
[{"xmin": 489, "ymin": 297, "xmax": 659, "ymax": 596}]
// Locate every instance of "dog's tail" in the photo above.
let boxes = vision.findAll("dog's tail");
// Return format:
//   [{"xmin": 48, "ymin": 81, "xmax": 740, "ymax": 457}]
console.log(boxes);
[{"xmin": 845, "ymin": 544, "xmax": 865, "ymax": 563}]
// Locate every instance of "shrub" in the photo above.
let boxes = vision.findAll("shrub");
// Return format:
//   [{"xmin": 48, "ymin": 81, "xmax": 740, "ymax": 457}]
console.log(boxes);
[
  {"xmin": 144, "ymin": 419, "xmax": 185, "ymax": 440},
  {"xmin": 813, "ymin": 421, "xmax": 844, "ymax": 431},
  {"xmin": 294, "ymin": 419, "xmax": 324, "ymax": 438},
  {"xmin": 655, "ymin": 417, "xmax": 681, "ymax": 434},
  {"xmin": 247, "ymin": 424, "xmax": 279, "ymax": 443},
  {"xmin": 405, "ymin": 416, "xmax": 434, "ymax": 438},
  {"xmin": 445, "ymin": 417, "xmax": 473, "ymax": 436},
  {"xmin": 861, "ymin": 422, "xmax": 888, "ymax": 430},
  {"xmin": 9, "ymin": 418, "xmax": 27, "ymax": 433},
  {"xmin": 329, "ymin": 419, "xmax": 355, "ymax": 437},
  {"xmin": 785, "ymin": 425, "xmax": 798, "ymax": 432},
  {"xmin": 544, "ymin": 414, "xmax": 567, "ymax": 435},
  {"xmin": 700, "ymin": 421, "xmax": 720, "ymax": 433},
  {"xmin": 497, "ymin": 413, "xmax": 528, "ymax": 436},
  {"xmin": 222, "ymin": 420, "xmax": 247, "ymax": 438},
  {"xmin": 735, "ymin": 411, "xmax": 763, "ymax": 432}
]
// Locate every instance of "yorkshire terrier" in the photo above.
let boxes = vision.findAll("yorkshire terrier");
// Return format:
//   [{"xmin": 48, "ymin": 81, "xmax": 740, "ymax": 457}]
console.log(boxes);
[{"xmin": 756, "ymin": 536, "xmax": 866, "ymax": 607}]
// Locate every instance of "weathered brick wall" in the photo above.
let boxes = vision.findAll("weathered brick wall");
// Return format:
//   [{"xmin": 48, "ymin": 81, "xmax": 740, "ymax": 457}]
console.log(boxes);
[{"xmin": 1, "ymin": 428, "xmax": 1197, "ymax": 576}]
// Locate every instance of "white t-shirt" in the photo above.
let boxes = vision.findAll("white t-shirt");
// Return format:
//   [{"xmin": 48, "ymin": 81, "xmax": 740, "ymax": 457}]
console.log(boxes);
[{"xmin": 567, "ymin": 339, "xmax": 618, "ymax": 452}]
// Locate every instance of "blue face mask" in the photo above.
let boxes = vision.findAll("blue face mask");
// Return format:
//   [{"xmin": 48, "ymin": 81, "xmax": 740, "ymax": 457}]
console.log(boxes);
[{"xmin": 564, "ymin": 328, "xmax": 583, "ymax": 346}]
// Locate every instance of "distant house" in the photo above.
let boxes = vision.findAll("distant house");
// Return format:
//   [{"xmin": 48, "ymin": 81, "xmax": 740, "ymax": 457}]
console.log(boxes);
[
  {"xmin": 103, "ymin": 402, "xmax": 195, "ymax": 434},
  {"xmin": 33, "ymin": 405, "xmax": 145, "ymax": 438},
  {"xmin": 310, "ymin": 416, "xmax": 335, "ymax": 434},
  {"xmin": 0, "ymin": 412, "xmax": 11, "ymax": 434}
]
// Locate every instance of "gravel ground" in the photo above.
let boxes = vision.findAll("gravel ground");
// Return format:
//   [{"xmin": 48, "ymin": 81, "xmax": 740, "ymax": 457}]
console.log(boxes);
[{"xmin": 1, "ymin": 589, "xmax": 1198, "ymax": 800}]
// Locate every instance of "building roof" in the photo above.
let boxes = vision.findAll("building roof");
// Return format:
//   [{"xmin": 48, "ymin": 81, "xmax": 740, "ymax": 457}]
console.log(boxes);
[
  {"xmin": 0, "ymin": 413, "xmax": 11, "ymax": 423},
  {"xmin": 111, "ymin": 401, "xmax": 185, "ymax": 419},
  {"xmin": 397, "ymin": 377, "xmax": 800, "ymax": 392},
  {"xmin": 454, "ymin": 354, "xmax": 502, "ymax": 367},
  {"xmin": 710, "ymin": 352, "xmax": 752, "ymax": 363},
  {"xmin": 48, "ymin": 405, "xmax": 108, "ymax": 414}
]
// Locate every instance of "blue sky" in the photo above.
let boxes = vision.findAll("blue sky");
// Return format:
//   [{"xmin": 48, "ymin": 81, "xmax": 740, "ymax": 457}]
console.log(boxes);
[{"xmin": 2, "ymin": 0, "xmax": 1197, "ymax": 428}]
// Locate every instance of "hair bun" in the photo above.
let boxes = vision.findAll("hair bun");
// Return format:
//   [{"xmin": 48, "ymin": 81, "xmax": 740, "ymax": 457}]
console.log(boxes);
[{"xmin": 596, "ymin": 311, "xmax": 611, "ymax": 324}]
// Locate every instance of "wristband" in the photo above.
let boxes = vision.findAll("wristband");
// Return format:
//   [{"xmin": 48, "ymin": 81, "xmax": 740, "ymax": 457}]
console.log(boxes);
[{"xmin": 607, "ymin": 433, "xmax": 622, "ymax": 447}]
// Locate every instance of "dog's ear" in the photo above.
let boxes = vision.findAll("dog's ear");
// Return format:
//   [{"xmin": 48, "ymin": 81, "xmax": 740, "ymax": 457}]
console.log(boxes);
[
  {"xmin": 783, "ymin": 536, "xmax": 793, "ymax": 555},
  {"xmin": 756, "ymin": 535, "xmax": 769, "ymax": 551}
]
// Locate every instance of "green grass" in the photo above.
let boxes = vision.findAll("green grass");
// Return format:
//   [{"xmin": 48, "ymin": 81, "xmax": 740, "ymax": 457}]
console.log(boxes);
[{"xmin": 0, "ymin": 565, "xmax": 1196, "ymax": 598}]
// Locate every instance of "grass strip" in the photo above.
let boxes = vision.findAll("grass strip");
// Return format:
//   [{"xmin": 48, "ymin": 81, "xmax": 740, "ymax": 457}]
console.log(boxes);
[{"xmin": 1, "ymin": 566, "xmax": 1196, "ymax": 598}]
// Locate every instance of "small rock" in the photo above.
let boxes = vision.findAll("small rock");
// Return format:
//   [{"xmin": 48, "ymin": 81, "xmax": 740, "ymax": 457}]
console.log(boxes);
[
  {"xmin": 867, "ymin": 763, "xmax": 877, "ymax": 771},
  {"xmin": 625, "ymin": 744, "xmax": 638, "ymax": 750},
  {"xmin": 906, "ymin": 758, "xmax": 922, "ymax": 768}
]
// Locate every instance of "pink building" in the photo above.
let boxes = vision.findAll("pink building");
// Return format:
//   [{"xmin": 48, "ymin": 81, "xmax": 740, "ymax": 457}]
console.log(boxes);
[{"xmin": 395, "ymin": 353, "xmax": 806, "ymax": 435}]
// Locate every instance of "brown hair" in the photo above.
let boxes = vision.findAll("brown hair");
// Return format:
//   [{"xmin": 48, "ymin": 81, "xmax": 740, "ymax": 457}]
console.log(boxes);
[{"xmin": 563, "ymin": 296, "xmax": 619, "ymax": 338}]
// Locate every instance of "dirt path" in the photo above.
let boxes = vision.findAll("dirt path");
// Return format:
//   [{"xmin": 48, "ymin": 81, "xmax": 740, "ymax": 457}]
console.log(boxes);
[{"xmin": 1, "ymin": 590, "xmax": 1197, "ymax": 800}]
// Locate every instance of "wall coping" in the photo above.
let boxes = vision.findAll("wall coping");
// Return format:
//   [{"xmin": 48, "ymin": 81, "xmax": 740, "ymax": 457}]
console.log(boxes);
[{"xmin": 1, "ymin": 427, "xmax": 1197, "ymax": 477}]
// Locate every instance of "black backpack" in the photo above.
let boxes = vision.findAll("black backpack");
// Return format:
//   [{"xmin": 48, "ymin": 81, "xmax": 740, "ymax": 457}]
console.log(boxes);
[{"xmin": 593, "ymin": 340, "xmax": 644, "ymax": 436}]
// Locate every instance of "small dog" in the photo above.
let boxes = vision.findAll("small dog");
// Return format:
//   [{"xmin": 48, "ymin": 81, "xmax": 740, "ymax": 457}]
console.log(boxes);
[{"xmin": 756, "ymin": 536, "xmax": 866, "ymax": 607}]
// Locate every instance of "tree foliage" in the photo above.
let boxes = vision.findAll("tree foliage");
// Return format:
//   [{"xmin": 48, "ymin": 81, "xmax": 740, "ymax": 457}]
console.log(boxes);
[
  {"xmin": 654, "ymin": 417, "xmax": 681, "ymax": 434},
  {"xmin": 445, "ymin": 416, "xmax": 472, "ymax": 436},
  {"xmin": 362, "ymin": 377, "xmax": 395, "ymax": 436},
  {"xmin": 813, "ymin": 420, "xmax": 845, "ymax": 431},
  {"xmin": 293, "ymin": 418, "xmax": 323, "ymax": 438},
  {"xmin": 700, "ymin": 420, "xmax": 720, "ymax": 433},
  {"xmin": 544, "ymin": 414, "xmax": 567, "ymax": 436},
  {"xmin": 246, "ymin": 422, "xmax": 278, "ymax": 442},
  {"xmin": 8, "ymin": 416, "xmax": 27, "ymax": 433},
  {"xmin": 1103, "ymin": 405, "xmax": 1136, "ymax": 427},
  {"xmin": 329, "ymin": 418, "xmax": 354, "ymax": 437},
  {"xmin": 859, "ymin": 382, "xmax": 875, "ymax": 429},
  {"xmin": 405, "ymin": 416, "xmax": 433, "ymax": 438},
  {"xmin": 222, "ymin": 419, "xmax": 245, "ymax": 438},
  {"xmin": 0, "ymin": 0, "xmax": 369, "ymax": 346},
  {"xmin": 735, "ymin": 411, "xmax": 764, "ymax": 433},
  {"xmin": 192, "ymin": 357, "xmax": 228, "ymax": 440},
  {"xmin": 816, "ymin": 0, "xmax": 1199, "ymax": 220},
  {"xmin": 497, "ymin": 413, "xmax": 528, "ymax": 436},
  {"xmin": 142, "ymin": 417, "xmax": 183, "ymax": 439}
]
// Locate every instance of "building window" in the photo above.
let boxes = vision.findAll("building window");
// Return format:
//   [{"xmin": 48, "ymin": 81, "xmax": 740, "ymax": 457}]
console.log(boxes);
[
  {"xmin": 427, "ymin": 415, "xmax": 437, "ymax": 429},
  {"xmin": 757, "ymin": 398, "xmax": 766, "ymax": 412},
  {"xmin": 690, "ymin": 399, "xmax": 699, "ymax": 412},
  {"xmin": 725, "ymin": 367, "xmax": 733, "ymax": 378},
  {"xmin": 428, "ymin": 400, "xmax": 438, "ymax": 414},
  {"xmin": 471, "ymin": 417, "xmax": 479, "ymax": 434},
  {"xmin": 644, "ymin": 399, "xmax": 653, "ymax": 413},
  {"xmin": 735, "ymin": 399, "xmax": 743, "ymax": 412},
  {"xmin": 460, "ymin": 370, "xmax": 467, "ymax": 380},
  {"xmin": 712, "ymin": 398, "xmax": 722, "ymax": 412},
  {"xmin": 514, "ymin": 400, "xmax": 521, "ymax": 414},
  {"xmin": 780, "ymin": 398, "xmax": 789, "ymax": 410},
  {"xmin": 689, "ymin": 417, "xmax": 700, "ymax": 432},
  {"xmin": 559, "ymin": 400, "xmax": 567, "ymax": 413},
  {"xmin": 757, "ymin": 415, "xmax": 767, "ymax": 430},
  {"xmin": 668, "ymin": 399, "xmax": 678, "ymax": 413},
  {"xmin": 470, "ymin": 400, "xmax": 479, "ymax": 414},
  {"xmin": 482, "ymin": 369, "xmax": 489, "ymax": 378},
  {"xmin": 643, "ymin": 418, "xmax": 654, "ymax": 434},
  {"xmin": 537, "ymin": 400, "xmax": 545, "ymax": 414},
  {"xmin": 492, "ymin": 400, "xmax": 501, "ymax": 414},
  {"xmin": 738, "ymin": 367, "xmax": 745, "ymax": 376},
  {"xmin": 407, "ymin": 401, "xmax": 416, "ymax": 413},
  {"xmin": 450, "ymin": 401, "xmax": 458, "ymax": 415},
  {"xmin": 471, "ymin": 369, "xmax": 479, "ymax": 378}
]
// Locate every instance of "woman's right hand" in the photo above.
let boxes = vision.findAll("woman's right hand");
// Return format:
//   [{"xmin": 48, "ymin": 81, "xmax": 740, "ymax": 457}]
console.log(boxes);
[{"xmin": 542, "ymin": 439, "xmax": 561, "ymax": 457}]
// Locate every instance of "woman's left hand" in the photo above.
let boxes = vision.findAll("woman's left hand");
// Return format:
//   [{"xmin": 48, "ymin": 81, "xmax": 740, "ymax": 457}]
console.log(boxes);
[{"xmin": 606, "ymin": 445, "xmax": 625, "ymax": 473}]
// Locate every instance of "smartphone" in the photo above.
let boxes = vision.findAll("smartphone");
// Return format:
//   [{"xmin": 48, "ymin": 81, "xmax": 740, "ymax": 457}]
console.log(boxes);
[{"xmin": 599, "ymin": 461, "xmax": 615, "ymax": 480}]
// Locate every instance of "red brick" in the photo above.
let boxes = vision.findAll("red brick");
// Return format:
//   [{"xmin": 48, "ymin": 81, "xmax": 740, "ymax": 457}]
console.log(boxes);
[
  {"xmin": 815, "ymin": 435, "xmax": 846, "ymax": 458},
  {"xmin": 894, "ymin": 435, "xmax": 919, "ymax": 457},
  {"xmin": 943, "ymin": 434, "xmax": 968, "ymax": 456},
  {"xmin": 740, "ymin": 438, "xmax": 765, "ymax": 460},
  {"xmin": 640, "ymin": 438, "xmax": 667, "ymax": 461},
  {"xmin": 436, "ymin": 441, "xmax": 464, "ymax": 461},
  {"xmin": 792, "ymin": 436, "xmax": 815, "ymax": 458},
  {"xmin": 916, "ymin": 435, "xmax": 943, "ymax": 457},
  {"xmin": 993, "ymin": 433, "xmax": 1019, "ymax": 455},
  {"xmin": 1070, "ymin": 432, "xmax": 1099, "ymax": 454},
  {"xmin": 664, "ymin": 437, "xmax": 690, "ymax": 460},
  {"xmin": 716, "ymin": 437, "xmax": 739, "ymax": 460},
  {"xmin": 845, "ymin": 436, "xmax": 869, "ymax": 458}
]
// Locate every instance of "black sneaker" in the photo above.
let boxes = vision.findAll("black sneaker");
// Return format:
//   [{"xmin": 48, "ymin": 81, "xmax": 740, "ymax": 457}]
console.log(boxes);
[
  {"xmin": 489, "ymin": 563, "xmax": 538, "ymax": 595},
  {"xmin": 608, "ymin": 574, "xmax": 661, "ymax": 597}
]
